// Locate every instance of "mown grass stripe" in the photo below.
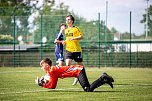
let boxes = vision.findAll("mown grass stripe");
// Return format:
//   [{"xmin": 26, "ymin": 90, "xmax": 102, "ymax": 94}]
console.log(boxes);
[{"xmin": 0, "ymin": 88, "xmax": 81, "ymax": 95}]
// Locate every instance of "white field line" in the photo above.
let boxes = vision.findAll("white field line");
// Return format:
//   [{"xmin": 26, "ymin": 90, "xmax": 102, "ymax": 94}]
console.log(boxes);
[
  {"xmin": 0, "ymin": 69, "xmax": 99, "ymax": 74},
  {"xmin": 0, "ymin": 88, "xmax": 81, "ymax": 95}
]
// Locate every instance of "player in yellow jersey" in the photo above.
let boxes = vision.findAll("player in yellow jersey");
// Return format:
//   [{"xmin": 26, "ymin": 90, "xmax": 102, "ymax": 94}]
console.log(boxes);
[{"xmin": 62, "ymin": 15, "xmax": 84, "ymax": 85}]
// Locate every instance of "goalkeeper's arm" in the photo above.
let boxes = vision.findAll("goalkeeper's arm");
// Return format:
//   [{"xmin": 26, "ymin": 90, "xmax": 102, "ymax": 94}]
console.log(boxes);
[{"xmin": 35, "ymin": 77, "xmax": 45, "ymax": 87}]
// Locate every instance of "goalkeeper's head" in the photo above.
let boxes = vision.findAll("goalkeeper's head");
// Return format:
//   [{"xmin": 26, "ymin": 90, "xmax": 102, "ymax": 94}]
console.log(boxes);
[{"xmin": 40, "ymin": 58, "xmax": 52, "ymax": 72}]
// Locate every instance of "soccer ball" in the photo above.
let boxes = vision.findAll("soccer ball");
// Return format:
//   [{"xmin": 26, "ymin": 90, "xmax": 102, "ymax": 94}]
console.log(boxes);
[
  {"xmin": 43, "ymin": 74, "xmax": 50, "ymax": 83},
  {"xmin": 35, "ymin": 74, "xmax": 50, "ymax": 86}
]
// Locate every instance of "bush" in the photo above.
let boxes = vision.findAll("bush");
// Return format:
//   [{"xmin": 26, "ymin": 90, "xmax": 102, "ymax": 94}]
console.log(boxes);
[{"xmin": 0, "ymin": 34, "xmax": 13, "ymax": 43}]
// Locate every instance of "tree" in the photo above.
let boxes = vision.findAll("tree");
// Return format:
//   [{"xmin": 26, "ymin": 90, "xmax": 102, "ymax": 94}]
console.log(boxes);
[
  {"xmin": 111, "ymin": 27, "xmax": 118, "ymax": 33},
  {"xmin": 0, "ymin": 0, "xmax": 31, "ymax": 39},
  {"xmin": 141, "ymin": 5, "xmax": 152, "ymax": 38},
  {"xmin": 0, "ymin": 0, "xmax": 113, "ymax": 45}
]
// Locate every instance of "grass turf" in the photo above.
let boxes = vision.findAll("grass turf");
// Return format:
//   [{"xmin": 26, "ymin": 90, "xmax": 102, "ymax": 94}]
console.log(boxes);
[{"xmin": 0, "ymin": 67, "xmax": 152, "ymax": 101}]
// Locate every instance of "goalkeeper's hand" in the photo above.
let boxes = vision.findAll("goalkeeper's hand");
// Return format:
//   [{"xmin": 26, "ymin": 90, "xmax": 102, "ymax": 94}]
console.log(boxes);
[
  {"xmin": 35, "ymin": 76, "xmax": 44, "ymax": 87},
  {"xmin": 35, "ymin": 76, "xmax": 39, "ymax": 84}
]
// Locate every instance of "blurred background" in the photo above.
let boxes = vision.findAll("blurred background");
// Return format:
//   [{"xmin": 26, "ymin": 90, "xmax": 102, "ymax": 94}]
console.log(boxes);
[{"xmin": 0, "ymin": 0, "xmax": 152, "ymax": 67}]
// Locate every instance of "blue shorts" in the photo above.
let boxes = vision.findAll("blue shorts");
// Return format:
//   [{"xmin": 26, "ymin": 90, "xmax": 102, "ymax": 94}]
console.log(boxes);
[{"xmin": 55, "ymin": 52, "xmax": 64, "ymax": 63}]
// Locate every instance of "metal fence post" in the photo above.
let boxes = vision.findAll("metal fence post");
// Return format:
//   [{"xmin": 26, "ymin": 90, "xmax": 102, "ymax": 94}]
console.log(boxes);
[
  {"xmin": 129, "ymin": 11, "xmax": 132, "ymax": 68},
  {"xmin": 104, "ymin": 21, "xmax": 107, "ymax": 67},
  {"xmin": 98, "ymin": 13, "xmax": 101, "ymax": 68},
  {"xmin": 13, "ymin": 10, "xmax": 16, "ymax": 67},
  {"xmin": 40, "ymin": 14, "xmax": 43, "ymax": 60}
]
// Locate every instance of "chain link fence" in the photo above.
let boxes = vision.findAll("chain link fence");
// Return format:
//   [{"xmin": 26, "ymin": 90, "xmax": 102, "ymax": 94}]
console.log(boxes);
[{"xmin": 0, "ymin": 9, "xmax": 152, "ymax": 67}]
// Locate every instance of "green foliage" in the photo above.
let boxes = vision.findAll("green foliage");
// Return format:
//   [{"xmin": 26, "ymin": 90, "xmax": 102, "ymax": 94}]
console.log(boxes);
[
  {"xmin": 141, "ymin": 5, "xmax": 152, "ymax": 38},
  {"xmin": 0, "ymin": 16, "xmax": 13, "ymax": 36},
  {"xmin": 0, "ymin": 34, "xmax": 13, "ymax": 42},
  {"xmin": 2, "ymin": 1, "xmax": 151, "ymax": 46},
  {"xmin": 0, "ymin": 0, "xmax": 114, "ymax": 44}
]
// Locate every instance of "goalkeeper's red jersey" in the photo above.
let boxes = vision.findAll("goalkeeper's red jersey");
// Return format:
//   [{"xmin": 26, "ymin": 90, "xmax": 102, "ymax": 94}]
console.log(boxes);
[{"xmin": 43, "ymin": 65, "xmax": 84, "ymax": 89}]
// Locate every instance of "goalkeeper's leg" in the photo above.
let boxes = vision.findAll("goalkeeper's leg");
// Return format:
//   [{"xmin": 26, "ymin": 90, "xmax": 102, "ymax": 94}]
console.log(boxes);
[
  {"xmin": 89, "ymin": 72, "xmax": 114, "ymax": 91},
  {"xmin": 78, "ymin": 68, "xmax": 90, "ymax": 92}
]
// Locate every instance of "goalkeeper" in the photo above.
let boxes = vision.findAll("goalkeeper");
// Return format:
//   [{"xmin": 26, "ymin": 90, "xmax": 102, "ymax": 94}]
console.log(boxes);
[{"xmin": 35, "ymin": 58, "xmax": 114, "ymax": 92}]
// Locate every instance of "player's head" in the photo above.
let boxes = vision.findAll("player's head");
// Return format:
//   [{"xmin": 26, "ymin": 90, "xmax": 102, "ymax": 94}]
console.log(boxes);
[
  {"xmin": 59, "ymin": 23, "xmax": 66, "ymax": 32},
  {"xmin": 65, "ymin": 15, "xmax": 75, "ymax": 24},
  {"xmin": 40, "ymin": 58, "xmax": 52, "ymax": 71},
  {"xmin": 59, "ymin": 23, "xmax": 66, "ymax": 28}
]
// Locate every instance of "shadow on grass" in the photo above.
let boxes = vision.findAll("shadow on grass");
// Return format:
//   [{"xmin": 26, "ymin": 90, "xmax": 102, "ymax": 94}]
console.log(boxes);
[
  {"xmin": 48, "ymin": 90, "xmax": 120, "ymax": 93},
  {"xmin": 48, "ymin": 89, "xmax": 121, "ymax": 93},
  {"xmin": 0, "ymin": 89, "xmax": 122, "ymax": 95},
  {"xmin": 115, "ymin": 83, "xmax": 152, "ymax": 86}
]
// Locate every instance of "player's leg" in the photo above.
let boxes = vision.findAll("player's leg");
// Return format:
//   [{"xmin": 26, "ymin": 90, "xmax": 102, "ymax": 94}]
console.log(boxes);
[
  {"xmin": 89, "ymin": 72, "xmax": 114, "ymax": 91},
  {"xmin": 72, "ymin": 78, "xmax": 78, "ymax": 85},
  {"xmin": 72, "ymin": 62, "xmax": 83, "ymax": 85},
  {"xmin": 72, "ymin": 52, "xmax": 83, "ymax": 85},
  {"xmin": 58, "ymin": 60, "xmax": 64, "ymax": 66},
  {"xmin": 78, "ymin": 68, "xmax": 90, "ymax": 92},
  {"xmin": 65, "ymin": 50, "xmax": 73, "ymax": 66},
  {"xmin": 65, "ymin": 51, "xmax": 76, "ymax": 85},
  {"xmin": 55, "ymin": 52, "xmax": 64, "ymax": 66},
  {"xmin": 102, "ymin": 72, "xmax": 114, "ymax": 88},
  {"xmin": 58, "ymin": 53, "xmax": 64, "ymax": 66},
  {"xmin": 55, "ymin": 51, "xmax": 59, "ymax": 63},
  {"xmin": 65, "ymin": 59, "xmax": 72, "ymax": 66}
]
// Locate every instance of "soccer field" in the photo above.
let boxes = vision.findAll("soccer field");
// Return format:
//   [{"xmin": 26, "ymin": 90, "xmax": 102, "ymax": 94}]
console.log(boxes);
[{"xmin": 0, "ymin": 67, "xmax": 152, "ymax": 101}]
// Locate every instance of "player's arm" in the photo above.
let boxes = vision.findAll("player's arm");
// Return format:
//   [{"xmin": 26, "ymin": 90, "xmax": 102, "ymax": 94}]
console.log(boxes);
[
  {"xmin": 69, "ymin": 27, "xmax": 83, "ymax": 40},
  {"xmin": 54, "ymin": 39, "xmax": 63, "ymax": 44},
  {"xmin": 35, "ymin": 76, "xmax": 46, "ymax": 87},
  {"xmin": 62, "ymin": 40, "xmax": 66, "ymax": 46},
  {"xmin": 70, "ymin": 35, "xmax": 83, "ymax": 40},
  {"xmin": 35, "ymin": 75, "xmax": 58, "ymax": 89},
  {"xmin": 43, "ymin": 76, "xmax": 58, "ymax": 89},
  {"xmin": 54, "ymin": 32, "xmax": 63, "ymax": 44}
]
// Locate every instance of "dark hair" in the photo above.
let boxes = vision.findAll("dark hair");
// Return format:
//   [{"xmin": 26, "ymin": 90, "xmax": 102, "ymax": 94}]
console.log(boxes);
[
  {"xmin": 66, "ymin": 15, "xmax": 75, "ymax": 24},
  {"xmin": 40, "ymin": 58, "xmax": 52, "ymax": 66},
  {"xmin": 59, "ymin": 23, "xmax": 66, "ymax": 28}
]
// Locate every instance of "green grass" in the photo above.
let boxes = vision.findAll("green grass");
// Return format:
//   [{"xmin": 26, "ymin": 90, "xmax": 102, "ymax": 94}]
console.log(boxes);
[{"xmin": 0, "ymin": 67, "xmax": 152, "ymax": 101}]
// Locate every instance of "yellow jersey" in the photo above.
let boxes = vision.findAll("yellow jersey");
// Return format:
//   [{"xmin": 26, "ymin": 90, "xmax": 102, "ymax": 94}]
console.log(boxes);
[{"xmin": 64, "ymin": 26, "xmax": 83, "ymax": 52}]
